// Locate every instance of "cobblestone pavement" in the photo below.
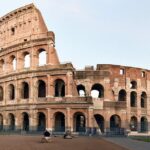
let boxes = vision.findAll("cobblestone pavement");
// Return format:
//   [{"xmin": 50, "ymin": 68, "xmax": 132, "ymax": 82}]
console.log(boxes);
[
  {"xmin": 0, "ymin": 135, "xmax": 129, "ymax": 150},
  {"xmin": 103, "ymin": 137, "xmax": 150, "ymax": 150}
]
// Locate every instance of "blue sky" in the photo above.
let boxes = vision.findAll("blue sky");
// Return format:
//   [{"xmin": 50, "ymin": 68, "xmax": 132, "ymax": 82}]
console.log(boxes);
[{"xmin": 0, "ymin": 0, "xmax": 150, "ymax": 69}]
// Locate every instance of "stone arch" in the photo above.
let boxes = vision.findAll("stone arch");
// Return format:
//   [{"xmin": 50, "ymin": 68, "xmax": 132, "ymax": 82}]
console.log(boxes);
[
  {"xmin": 77, "ymin": 84, "xmax": 86, "ymax": 97},
  {"xmin": 91, "ymin": 83, "xmax": 104, "ymax": 98},
  {"xmin": 54, "ymin": 79, "xmax": 65, "ymax": 97},
  {"xmin": 37, "ymin": 112, "xmax": 46, "ymax": 131},
  {"xmin": 0, "ymin": 86, "xmax": 3, "ymax": 101},
  {"xmin": 38, "ymin": 48, "xmax": 47, "ymax": 66},
  {"xmin": 110, "ymin": 115, "xmax": 121, "ymax": 129},
  {"xmin": 0, "ymin": 59, "xmax": 5, "ymax": 72},
  {"xmin": 10, "ymin": 55, "xmax": 16, "ymax": 71},
  {"xmin": 8, "ymin": 113, "xmax": 15, "ymax": 131},
  {"xmin": 38, "ymin": 80, "xmax": 46, "ymax": 98},
  {"xmin": 130, "ymin": 80, "xmax": 137, "ymax": 89},
  {"xmin": 22, "ymin": 112, "xmax": 29, "ymax": 131},
  {"xmin": 141, "ymin": 92, "xmax": 147, "ymax": 108},
  {"xmin": 130, "ymin": 91, "xmax": 137, "ymax": 107},
  {"xmin": 118, "ymin": 89, "xmax": 126, "ymax": 101},
  {"xmin": 73, "ymin": 112, "xmax": 86, "ymax": 132},
  {"xmin": 23, "ymin": 52, "xmax": 30, "ymax": 68},
  {"xmin": 94, "ymin": 114, "xmax": 104, "ymax": 133},
  {"xmin": 141, "ymin": 117, "xmax": 148, "ymax": 132},
  {"xmin": 21, "ymin": 82, "xmax": 29, "ymax": 99},
  {"xmin": 0, "ymin": 114, "xmax": 3, "ymax": 130},
  {"xmin": 11, "ymin": 56, "xmax": 17, "ymax": 70},
  {"xmin": 8, "ymin": 84, "xmax": 15, "ymax": 100},
  {"xmin": 130, "ymin": 116, "xmax": 138, "ymax": 131},
  {"xmin": 54, "ymin": 112, "xmax": 65, "ymax": 132}
]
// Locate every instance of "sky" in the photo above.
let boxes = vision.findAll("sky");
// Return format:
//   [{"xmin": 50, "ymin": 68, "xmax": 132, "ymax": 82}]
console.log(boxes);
[{"xmin": 0, "ymin": 0, "xmax": 150, "ymax": 70}]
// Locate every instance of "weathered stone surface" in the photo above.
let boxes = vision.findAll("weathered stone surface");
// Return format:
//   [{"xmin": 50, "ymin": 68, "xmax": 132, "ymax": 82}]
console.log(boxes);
[{"xmin": 0, "ymin": 3, "xmax": 149, "ymax": 135}]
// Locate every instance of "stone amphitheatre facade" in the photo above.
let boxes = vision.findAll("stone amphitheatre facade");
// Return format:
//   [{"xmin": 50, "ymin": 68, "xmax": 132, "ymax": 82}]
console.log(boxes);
[{"xmin": 0, "ymin": 3, "xmax": 149, "ymax": 135}]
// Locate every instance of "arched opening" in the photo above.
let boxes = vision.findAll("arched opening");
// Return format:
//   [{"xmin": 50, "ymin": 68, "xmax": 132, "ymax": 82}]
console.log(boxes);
[
  {"xmin": 38, "ymin": 49, "xmax": 46, "ymax": 66},
  {"xmin": 0, "ymin": 59, "xmax": 5, "ymax": 71},
  {"xmin": 54, "ymin": 79, "xmax": 65, "ymax": 97},
  {"xmin": 94, "ymin": 114, "xmax": 104, "ymax": 133},
  {"xmin": 38, "ymin": 80, "xmax": 46, "ymax": 98},
  {"xmin": 37, "ymin": 112, "xmax": 46, "ymax": 131},
  {"xmin": 110, "ymin": 115, "xmax": 121, "ymax": 129},
  {"xmin": 54, "ymin": 112, "xmax": 65, "ymax": 132},
  {"xmin": 24, "ymin": 52, "xmax": 30, "ymax": 68},
  {"xmin": 12, "ymin": 56, "xmax": 17, "ymax": 70},
  {"xmin": 22, "ymin": 112, "xmax": 29, "ymax": 131},
  {"xmin": 22, "ymin": 82, "xmax": 29, "ymax": 99},
  {"xmin": 0, "ymin": 86, "xmax": 3, "ymax": 101},
  {"xmin": 130, "ymin": 116, "xmax": 138, "ymax": 131},
  {"xmin": 8, "ymin": 84, "xmax": 15, "ymax": 100},
  {"xmin": 130, "ymin": 91, "xmax": 137, "ymax": 107},
  {"xmin": 111, "ymin": 90, "xmax": 115, "ymax": 101},
  {"xmin": 141, "ymin": 92, "xmax": 147, "ymax": 108},
  {"xmin": 73, "ymin": 112, "xmax": 86, "ymax": 132},
  {"xmin": 77, "ymin": 84, "xmax": 86, "ymax": 97},
  {"xmin": 0, "ymin": 114, "xmax": 3, "ymax": 130},
  {"xmin": 8, "ymin": 113, "xmax": 15, "ymax": 131},
  {"xmin": 141, "ymin": 117, "xmax": 148, "ymax": 132},
  {"xmin": 91, "ymin": 83, "xmax": 104, "ymax": 98},
  {"xmin": 130, "ymin": 80, "xmax": 137, "ymax": 89},
  {"xmin": 10, "ymin": 56, "xmax": 16, "ymax": 71},
  {"xmin": 118, "ymin": 89, "xmax": 126, "ymax": 101}
]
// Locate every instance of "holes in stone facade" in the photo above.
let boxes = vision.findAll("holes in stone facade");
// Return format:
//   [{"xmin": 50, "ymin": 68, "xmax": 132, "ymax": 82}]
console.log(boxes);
[
  {"xmin": 141, "ymin": 117, "xmax": 148, "ymax": 132},
  {"xmin": 10, "ymin": 55, "xmax": 17, "ymax": 71},
  {"xmin": 54, "ymin": 112, "xmax": 65, "ymax": 132},
  {"xmin": 141, "ymin": 92, "xmax": 147, "ymax": 108},
  {"xmin": 0, "ymin": 59, "xmax": 5, "ymax": 71},
  {"xmin": 130, "ymin": 91, "xmax": 137, "ymax": 107},
  {"xmin": 24, "ymin": 52, "xmax": 30, "ymax": 68},
  {"xmin": 0, "ymin": 114, "xmax": 3, "ymax": 130},
  {"xmin": 22, "ymin": 112, "xmax": 29, "ymax": 131},
  {"xmin": 94, "ymin": 114, "xmax": 104, "ymax": 133},
  {"xmin": 11, "ymin": 27, "xmax": 15, "ymax": 35},
  {"xmin": 8, "ymin": 113, "xmax": 15, "ymax": 130},
  {"xmin": 130, "ymin": 116, "xmax": 138, "ymax": 131},
  {"xmin": 130, "ymin": 80, "xmax": 137, "ymax": 89},
  {"xmin": 37, "ymin": 112, "xmax": 46, "ymax": 131},
  {"xmin": 120, "ymin": 68, "xmax": 125, "ymax": 75},
  {"xmin": 77, "ymin": 84, "xmax": 86, "ymax": 97},
  {"xmin": 54, "ymin": 79, "xmax": 65, "ymax": 97},
  {"xmin": 38, "ymin": 80, "xmax": 46, "ymax": 98},
  {"xmin": 91, "ymin": 84, "xmax": 104, "ymax": 98},
  {"xmin": 22, "ymin": 82, "xmax": 29, "ymax": 99},
  {"xmin": 0, "ymin": 86, "xmax": 3, "ymax": 101},
  {"xmin": 141, "ymin": 71, "xmax": 146, "ymax": 78},
  {"xmin": 73, "ymin": 112, "xmax": 86, "ymax": 132},
  {"xmin": 118, "ymin": 89, "xmax": 126, "ymax": 101},
  {"xmin": 8, "ymin": 84, "xmax": 15, "ymax": 100},
  {"xmin": 110, "ymin": 115, "xmax": 121, "ymax": 129},
  {"xmin": 38, "ymin": 49, "xmax": 46, "ymax": 66}
]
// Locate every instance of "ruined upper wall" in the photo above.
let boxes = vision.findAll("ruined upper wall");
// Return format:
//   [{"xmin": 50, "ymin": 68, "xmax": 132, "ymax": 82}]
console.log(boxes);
[
  {"xmin": 75, "ymin": 64, "xmax": 150, "ymax": 80},
  {"xmin": 0, "ymin": 3, "xmax": 49, "ymax": 49}
]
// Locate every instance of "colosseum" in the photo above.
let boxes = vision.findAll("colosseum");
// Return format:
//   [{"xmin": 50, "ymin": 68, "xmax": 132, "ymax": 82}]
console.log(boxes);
[{"xmin": 0, "ymin": 3, "xmax": 149, "ymax": 136}]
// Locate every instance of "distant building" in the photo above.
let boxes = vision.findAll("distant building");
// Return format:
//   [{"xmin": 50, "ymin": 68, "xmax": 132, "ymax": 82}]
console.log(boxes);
[{"xmin": 0, "ymin": 3, "xmax": 149, "ymax": 135}]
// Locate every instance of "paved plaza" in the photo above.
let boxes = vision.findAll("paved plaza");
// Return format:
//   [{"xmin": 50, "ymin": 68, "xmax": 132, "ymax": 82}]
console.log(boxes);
[
  {"xmin": 104, "ymin": 137, "xmax": 150, "ymax": 150},
  {"xmin": 0, "ymin": 135, "xmax": 129, "ymax": 150}
]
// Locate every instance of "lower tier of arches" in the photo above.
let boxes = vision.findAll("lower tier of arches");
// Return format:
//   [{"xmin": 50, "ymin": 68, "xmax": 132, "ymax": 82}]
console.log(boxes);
[{"xmin": 0, "ymin": 109, "xmax": 149, "ymax": 134}]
